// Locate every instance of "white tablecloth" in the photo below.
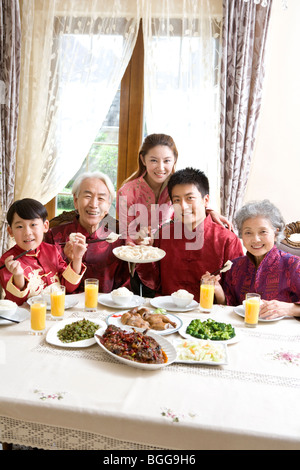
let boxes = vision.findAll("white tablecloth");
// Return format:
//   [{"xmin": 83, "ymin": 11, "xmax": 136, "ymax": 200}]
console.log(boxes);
[{"xmin": 0, "ymin": 293, "xmax": 299, "ymax": 450}]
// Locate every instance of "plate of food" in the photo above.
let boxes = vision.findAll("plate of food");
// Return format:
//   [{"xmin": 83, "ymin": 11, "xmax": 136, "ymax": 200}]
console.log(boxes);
[
  {"xmin": 27, "ymin": 295, "xmax": 78, "ymax": 311},
  {"xmin": 179, "ymin": 318, "xmax": 239, "ymax": 344},
  {"xmin": 233, "ymin": 305, "xmax": 285, "ymax": 322},
  {"xmin": 46, "ymin": 317, "xmax": 105, "ymax": 348},
  {"xmin": 0, "ymin": 307, "xmax": 29, "ymax": 325},
  {"xmin": 94, "ymin": 325, "xmax": 177, "ymax": 370},
  {"xmin": 173, "ymin": 338, "xmax": 228, "ymax": 366},
  {"xmin": 106, "ymin": 306, "xmax": 182, "ymax": 336},
  {"xmin": 113, "ymin": 245, "xmax": 166, "ymax": 263},
  {"xmin": 98, "ymin": 290, "xmax": 145, "ymax": 309},
  {"xmin": 150, "ymin": 295, "xmax": 199, "ymax": 312}
]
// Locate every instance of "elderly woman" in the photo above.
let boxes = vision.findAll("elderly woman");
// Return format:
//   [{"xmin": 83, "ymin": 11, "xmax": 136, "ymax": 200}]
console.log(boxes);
[
  {"xmin": 45, "ymin": 171, "xmax": 130, "ymax": 293},
  {"xmin": 204, "ymin": 200, "xmax": 300, "ymax": 318}
]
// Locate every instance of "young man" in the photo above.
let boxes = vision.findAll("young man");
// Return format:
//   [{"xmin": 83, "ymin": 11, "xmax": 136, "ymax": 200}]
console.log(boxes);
[{"xmin": 136, "ymin": 168, "xmax": 244, "ymax": 302}]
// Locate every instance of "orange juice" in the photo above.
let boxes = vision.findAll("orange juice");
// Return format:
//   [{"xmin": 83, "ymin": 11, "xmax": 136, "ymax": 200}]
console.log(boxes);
[
  {"xmin": 50, "ymin": 291, "xmax": 65, "ymax": 318},
  {"xmin": 200, "ymin": 283, "xmax": 215, "ymax": 311},
  {"xmin": 84, "ymin": 280, "xmax": 99, "ymax": 310},
  {"xmin": 30, "ymin": 302, "xmax": 46, "ymax": 333},
  {"xmin": 245, "ymin": 295, "xmax": 260, "ymax": 327}
]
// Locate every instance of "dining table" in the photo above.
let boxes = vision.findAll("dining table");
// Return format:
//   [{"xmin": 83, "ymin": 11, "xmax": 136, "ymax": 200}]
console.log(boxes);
[{"xmin": 0, "ymin": 292, "xmax": 299, "ymax": 451}]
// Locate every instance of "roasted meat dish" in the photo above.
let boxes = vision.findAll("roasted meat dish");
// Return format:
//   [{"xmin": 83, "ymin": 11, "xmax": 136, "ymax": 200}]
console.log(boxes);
[
  {"xmin": 121, "ymin": 307, "xmax": 176, "ymax": 331},
  {"xmin": 98, "ymin": 325, "xmax": 167, "ymax": 364}
]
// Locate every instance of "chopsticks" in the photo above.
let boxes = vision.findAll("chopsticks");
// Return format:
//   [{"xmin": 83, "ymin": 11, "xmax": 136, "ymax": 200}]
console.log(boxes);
[
  {"xmin": 0, "ymin": 249, "xmax": 33, "ymax": 270},
  {"xmin": 0, "ymin": 315, "xmax": 19, "ymax": 323},
  {"xmin": 58, "ymin": 236, "xmax": 119, "ymax": 246},
  {"xmin": 210, "ymin": 260, "xmax": 233, "ymax": 276}
]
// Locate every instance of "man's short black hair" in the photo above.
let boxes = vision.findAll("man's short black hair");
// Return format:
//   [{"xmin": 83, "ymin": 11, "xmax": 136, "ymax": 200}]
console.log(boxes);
[
  {"xmin": 168, "ymin": 167, "xmax": 210, "ymax": 199},
  {"xmin": 7, "ymin": 198, "xmax": 48, "ymax": 226}
]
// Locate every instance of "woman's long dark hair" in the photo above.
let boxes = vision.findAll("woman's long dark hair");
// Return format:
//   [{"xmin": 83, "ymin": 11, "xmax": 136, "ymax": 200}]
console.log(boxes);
[{"xmin": 122, "ymin": 133, "xmax": 178, "ymax": 186}]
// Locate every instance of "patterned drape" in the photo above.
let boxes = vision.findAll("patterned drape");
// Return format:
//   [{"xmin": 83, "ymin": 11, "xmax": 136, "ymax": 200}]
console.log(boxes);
[
  {"xmin": 0, "ymin": 0, "xmax": 21, "ymax": 254},
  {"xmin": 16, "ymin": 0, "xmax": 140, "ymax": 205},
  {"xmin": 220, "ymin": 0, "xmax": 273, "ymax": 221}
]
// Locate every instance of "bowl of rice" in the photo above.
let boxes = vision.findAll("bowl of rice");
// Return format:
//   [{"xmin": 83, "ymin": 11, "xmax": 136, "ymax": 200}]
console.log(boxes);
[{"xmin": 171, "ymin": 289, "xmax": 194, "ymax": 308}]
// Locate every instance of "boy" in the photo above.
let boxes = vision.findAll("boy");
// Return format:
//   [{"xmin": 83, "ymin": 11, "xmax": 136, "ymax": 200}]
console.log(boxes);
[
  {"xmin": 136, "ymin": 168, "xmax": 244, "ymax": 302},
  {"xmin": 0, "ymin": 198, "xmax": 87, "ymax": 305}
]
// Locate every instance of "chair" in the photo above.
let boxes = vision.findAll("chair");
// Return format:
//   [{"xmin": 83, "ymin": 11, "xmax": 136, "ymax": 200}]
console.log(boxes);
[
  {"xmin": 49, "ymin": 210, "xmax": 119, "ymax": 233},
  {"xmin": 278, "ymin": 221, "xmax": 300, "ymax": 256},
  {"xmin": 49, "ymin": 210, "xmax": 78, "ymax": 228}
]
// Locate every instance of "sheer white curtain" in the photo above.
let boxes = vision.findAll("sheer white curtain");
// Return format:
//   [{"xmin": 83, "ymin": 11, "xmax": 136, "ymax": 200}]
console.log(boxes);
[
  {"xmin": 16, "ymin": 0, "xmax": 140, "ymax": 204},
  {"xmin": 142, "ymin": 0, "xmax": 222, "ymax": 209}
]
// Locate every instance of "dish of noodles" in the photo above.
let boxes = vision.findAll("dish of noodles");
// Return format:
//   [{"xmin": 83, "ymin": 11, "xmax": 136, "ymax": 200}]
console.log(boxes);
[{"xmin": 113, "ymin": 245, "xmax": 166, "ymax": 263}]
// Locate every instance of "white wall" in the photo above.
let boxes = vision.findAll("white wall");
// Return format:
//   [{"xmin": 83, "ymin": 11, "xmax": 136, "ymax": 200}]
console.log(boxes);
[{"xmin": 244, "ymin": 0, "xmax": 300, "ymax": 223}]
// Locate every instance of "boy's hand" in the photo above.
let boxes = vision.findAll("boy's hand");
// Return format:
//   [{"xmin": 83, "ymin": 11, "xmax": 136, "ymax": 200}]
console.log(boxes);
[{"xmin": 5, "ymin": 255, "xmax": 24, "ymax": 277}]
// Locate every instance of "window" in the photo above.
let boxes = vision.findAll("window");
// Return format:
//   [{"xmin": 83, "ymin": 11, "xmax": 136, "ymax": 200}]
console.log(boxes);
[
  {"xmin": 49, "ymin": 11, "xmax": 221, "ymax": 219},
  {"xmin": 56, "ymin": 87, "xmax": 120, "ymax": 216}
]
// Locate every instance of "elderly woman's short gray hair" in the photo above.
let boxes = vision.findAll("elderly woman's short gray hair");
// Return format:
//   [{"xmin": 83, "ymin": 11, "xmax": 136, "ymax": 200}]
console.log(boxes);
[
  {"xmin": 234, "ymin": 199, "xmax": 286, "ymax": 243},
  {"xmin": 72, "ymin": 171, "xmax": 115, "ymax": 203}
]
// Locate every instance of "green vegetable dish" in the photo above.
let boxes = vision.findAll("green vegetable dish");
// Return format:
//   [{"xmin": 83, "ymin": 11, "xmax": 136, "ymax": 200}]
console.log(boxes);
[
  {"xmin": 57, "ymin": 319, "xmax": 100, "ymax": 343},
  {"xmin": 186, "ymin": 318, "xmax": 235, "ymax": 341}
]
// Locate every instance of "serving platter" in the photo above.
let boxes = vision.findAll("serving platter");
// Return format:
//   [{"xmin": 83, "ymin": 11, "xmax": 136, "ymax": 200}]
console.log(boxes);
[
  {"xmin": 46, "ymin": 317, "xmax": 105, "ymax": 348},
  {"xmin": 98, "ymin": 293, "xmax": 145, "ymax": 309},
  {"xmin": 113, "ymin": 246, "xmax": 166, "ymax": 263},
  {"xmin": 150, "ymin": 296, "xmax": 198, "ymax": 312},
  {"xmin": 178, "ymin": 321, "xmax": 240, "ymax": 345},
  {"xmin": 94, "ymin": 326, "xmax": 177, "ymax": 370},
  {"xmin": 105, "ymin": 310, "xmax": 183, "ymax": 336},
  {"xmin": 233, "ymin": 305, "xmax": 285, "ymax": 322},
  {"xmin": 172, "ymin": 338, "xmax": 228, "ymax": 366}
]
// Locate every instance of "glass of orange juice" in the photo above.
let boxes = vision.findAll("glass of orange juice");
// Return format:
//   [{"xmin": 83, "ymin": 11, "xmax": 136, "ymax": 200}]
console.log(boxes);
[
  {"xmin": 50, "ymin": 285, "xmax": 65, "ymax": 320},
  {"xmin": 30, "ymin": 298, "xmax": 47, "ymax": 335},
  {"xmin": 84, "ymin": 278, "xmax": 99, "ymax": 312},
  {"xmin": 200, "ymin": 279, "xmax": 215, "ymax": 312},
  {"xmin": 244, "ymin": 293, "xmax": 261, "ymax": 327}
]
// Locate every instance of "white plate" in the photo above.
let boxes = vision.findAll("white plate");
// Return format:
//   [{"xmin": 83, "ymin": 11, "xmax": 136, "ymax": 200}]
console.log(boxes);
[
  {"xmin": 178, "ymin": 321, "xmax": 240, "ymax": 345},
  {"xmin": 233, "ymin": 305, "xmax": 285, "ymax": 322},
  {"xmin": 98, "ymin": 293, "xmax": 145, "ymax": 309},
  {"xmin": 106, "ymin": 310, "xmax": 183, "ymax": 336},
  {"xmin": 113, "ymin": 246, "xmax": 166, "ymax": 264},
  {"xmin": 94, "ymin": 326, "xmax": 177, "ymax": 370},
  {"xmin": 150, "ymin": 296, "xmax": 199, "ymax": 312},
  {"xmin": 172, "ymin": 338, "xmax": 228, "ymax": 366},
  {"xmin": 27, "ymin": 295, "xmax": 78, "ymax": 311},
  {"xmin": 46, "ymin": 317, "xmax": 105, "ymax": 348},
  {"xmin": 0, "ymin": 307, "xmax": 29, "ymax": 325}
]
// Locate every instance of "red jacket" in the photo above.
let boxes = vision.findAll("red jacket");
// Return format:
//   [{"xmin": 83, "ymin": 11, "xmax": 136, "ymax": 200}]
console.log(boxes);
[
  {"xmin": 0, "ymin": 242, "xmax": 86, "ymax": 305},
  {"xmin": 137, "ymin": 216, "xmax": 244, "ymax": 302}
]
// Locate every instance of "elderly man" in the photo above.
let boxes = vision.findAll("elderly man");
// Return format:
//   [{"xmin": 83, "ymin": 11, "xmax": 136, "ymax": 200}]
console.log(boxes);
[{"xmin": 45, "ymin": 171, "xmax": 130, "ymax": 293}]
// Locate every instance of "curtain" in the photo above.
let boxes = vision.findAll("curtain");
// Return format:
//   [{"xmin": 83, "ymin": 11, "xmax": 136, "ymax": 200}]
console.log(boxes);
[
  {"xmin": 0, "ymin": 0, "xmax": 21, "ymax": 254},
  {"xmin": 220, "ymin": 0, "xmax": 273, "ymax": 221},
  {"xmin": 16, "ymin": 0, "xmax": 140, "ymax": 205},
  {"xmin": 142, "ymin": 0, "xmax": 222, "ymax": 209}
]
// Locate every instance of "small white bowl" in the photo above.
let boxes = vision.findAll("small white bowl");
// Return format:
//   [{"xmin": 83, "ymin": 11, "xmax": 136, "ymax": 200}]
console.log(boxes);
[
  {"xmin": 171, "ymin": 292, "xmax": 194, "ymax": 308},
  {"xmin": 111, "ymin": 289, "xmax": 133, "ymax": 306},
  {"xmin": 0, "ymin": 299, "xmax": 18, "ymax": 317}
]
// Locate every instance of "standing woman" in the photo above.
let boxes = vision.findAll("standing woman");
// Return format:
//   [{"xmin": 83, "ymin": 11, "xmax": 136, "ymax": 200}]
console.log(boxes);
[{"xmin": 117, "ymin": 133, "xmax": 231, "ymax": 242}]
